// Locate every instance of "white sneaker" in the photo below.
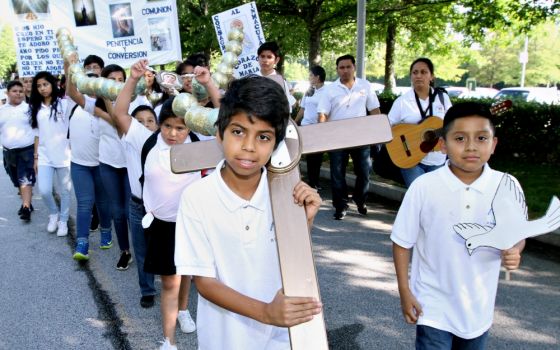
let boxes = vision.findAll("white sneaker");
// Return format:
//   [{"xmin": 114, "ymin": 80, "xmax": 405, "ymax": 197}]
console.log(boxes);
[
  {"xmin": 177, "ymin": 310, "xmax": 196, "ymax": 333},
  {"xmin": 57, "ymin": 221, "xmax": 68, "ymax": 237},
  {"xmin": 159, "ymin": 338, "xmax": 177, "ymax": 350},
  {"xmin": 47, "ymin": 214, "xmax": 59, "ymax": 233}
]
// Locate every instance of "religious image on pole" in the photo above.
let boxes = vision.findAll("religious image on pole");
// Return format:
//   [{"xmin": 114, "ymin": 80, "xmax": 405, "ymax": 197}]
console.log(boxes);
[
  {"xmin": 110, "ymin": 3, "xmax": 135, "ymax": 38},
  {"xmin": 73, "ymin": 0, "xmax": 97, "ymax": 27},
  {"xmin": 149, "ymin": 17, "xmax": 171, "ymax": 52},
  {"xmin": 11, "ymin": 0, "xmax": 50, "ymax": 20}
]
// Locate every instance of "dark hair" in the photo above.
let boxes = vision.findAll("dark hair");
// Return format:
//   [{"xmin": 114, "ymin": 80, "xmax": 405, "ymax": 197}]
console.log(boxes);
[
  {"xmin": 410, "ymin": 57, "xmax": 435, "ymax": 87},
  {"xmin": 7, "ymin": 80, "xmax": 23, "ymax": 91},
  {"xmin": 83, "ymin": 54, "xmax": 105, "ymax": 69},
  {"xmin": 257, "ymin": 41, "xmax": 284, "ymax": 75},
  {"xmin": 185, "ymin": 52, "xmax": 209, "ymax": 68},
  {"xmin": 175, "ymin": 61, "xmax": 191, "ymax": 75},
  {"xmin": 336, "ymin": 54, "xmax": 355, "ymax": 67},
  {"xmin": 95, "ymin": 64, "xmax": 126, "ymax": 112},
  {"xmin": 442, "ymin": 102, "xmax": 495, "ymax": 138},
  {"xmin": 310, "ymin": 65, "xmax": 326, "ymax": 83},
  {"xmin": 215, "ymin": 75, "xmax": 289, "ymax": 148},
  {"xmin": 29, "ymin": 71, "xmax": 62, "ymax": 128},
  {"xmin": 157, "ymin": 95, "xmax": 185, "ymax": 126},
  {"xmin": 131, "ymin": 105, "xmax": 158, "ymax": 124}
]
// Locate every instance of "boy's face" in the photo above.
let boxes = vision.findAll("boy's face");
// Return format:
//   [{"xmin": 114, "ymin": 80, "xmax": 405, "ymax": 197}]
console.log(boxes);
[
  {"xmin": 258, "ymin": 50, "xmax": 279, "ymax": 74},
  {"xmin": 219, "ymin": 112, "xmax": 276, "ymax": 182},
  {"xmin": 441, "ymin": 116, "xmax": 497, "ymax": 181},
  {"xmin": 7, "ymin": 85, "xmax": 25, "ymax": 105}
]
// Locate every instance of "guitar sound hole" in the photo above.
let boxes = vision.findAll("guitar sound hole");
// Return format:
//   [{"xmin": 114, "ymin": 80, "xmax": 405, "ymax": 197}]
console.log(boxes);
[{"xmin": 423, "ymin": 130, "xmax": 437, "ymax": 143}]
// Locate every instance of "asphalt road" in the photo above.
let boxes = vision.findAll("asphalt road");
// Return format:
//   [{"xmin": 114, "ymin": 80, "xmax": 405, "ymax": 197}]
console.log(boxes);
[{"xmin": 1, "ymin": 170, "xmax": 559, "ymax": 349}]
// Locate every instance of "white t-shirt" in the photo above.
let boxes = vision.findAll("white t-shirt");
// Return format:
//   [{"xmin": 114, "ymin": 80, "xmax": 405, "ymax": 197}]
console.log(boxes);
[
  {"xmin": 98, "ymin": 118, "xmax": 127, "ymax": 168},
  {"xmin": 317, "ymin": 77, "xmax": 380, "ymax": 121},
  {"xmin": 69, "ymin": 96, "xmax": 100, "ymax": 166},
  {"xmin": 300, "ymin": 85, "xmax": 327, "ymax": 126},
  {"xmin": 0, "ymin": 101, "xmax": 36, "ymax": 149},
  {"xmin": 124, "ymin": 118, "xmax": 209, "ymax": 221},
  {"xmin": 175, "ymin": 160, "xmax": 289, "ymax": 350},
  {"xmin": 36, "ymin": 98, "xmax": 71, "ymax": 167},
  {"xmin": 388, "ymin": 88, "xmax": 452, "ymax": 166},
  {"xmin": 390, "ymin": 162, "xmax": 515, "ymax": 339},
  {"xmin": 122, "ymin": 118, "xmax": 151, "ymax": 199}
]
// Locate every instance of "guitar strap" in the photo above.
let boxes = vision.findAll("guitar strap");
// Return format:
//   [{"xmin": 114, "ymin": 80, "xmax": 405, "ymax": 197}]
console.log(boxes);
[{"xmin": 414, "ymin": 89, "xmax": 434, "ymax": 121}]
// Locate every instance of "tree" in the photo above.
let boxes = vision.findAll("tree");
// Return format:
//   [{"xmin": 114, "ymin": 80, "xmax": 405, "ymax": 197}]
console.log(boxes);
[{"xmin": 0, "ymin": 25, "xmax": 16, "ymax": 81}]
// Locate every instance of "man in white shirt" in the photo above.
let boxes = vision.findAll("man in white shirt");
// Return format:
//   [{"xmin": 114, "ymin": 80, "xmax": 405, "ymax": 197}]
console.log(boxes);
[
  {"xmin": 0, "ymin": 80, "xmax": 36, "ymax": 221},
  {"xmin": 317, "ymin": 55, "xmax": 381, "ymax": 220}
]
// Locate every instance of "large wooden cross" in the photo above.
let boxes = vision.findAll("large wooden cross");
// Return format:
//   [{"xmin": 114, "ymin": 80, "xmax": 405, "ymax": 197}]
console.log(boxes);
[{"xmin": 171, "ymin": 115, "xmax": 392, "ymax": 349}]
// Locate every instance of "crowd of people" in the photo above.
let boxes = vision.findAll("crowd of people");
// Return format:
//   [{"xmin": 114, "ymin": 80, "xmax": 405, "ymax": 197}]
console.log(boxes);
[{"xmin": 0, "ymin": 42, "xmax": 526, "ymax": 350}]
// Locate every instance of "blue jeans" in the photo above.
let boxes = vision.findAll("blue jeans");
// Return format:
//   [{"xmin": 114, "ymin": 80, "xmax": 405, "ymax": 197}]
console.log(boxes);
[
  {"xmin": 329, "ymin": 146, "xmax": 371, "ymax": 211},
  {"xmin": 416, "ymin": 325, "xmax": 489, "ymax": 350},
  {"xmin": 305, "ymin": 152, "xmax": 323, "ymax": 189},
  {"xmin": 401, "ymin": 163, "xmax": 444, "ymax": 188},
  {"xmin": 99, "ymin": 163, "xmax": 130, "ymax": 251},
  {"xmin": 37, "ymin": 165, "xmax": 72, "ymax": 221},
  {"xmin": 71, "ymin": 162, "xmax": 112, "ymax": 242},
  {"xmin": 129, "ymin": 198, "xmax": 156, "ymax": 296}
]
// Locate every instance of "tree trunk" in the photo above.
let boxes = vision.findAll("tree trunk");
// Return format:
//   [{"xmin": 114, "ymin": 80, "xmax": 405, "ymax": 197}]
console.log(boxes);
[
  {"xmin": 384, "ymin": 20, "xmax": 397, "ymax": 93},
  {"xmin": 308, "ymin": 28, "xmax": 323, "ymax": 67}
]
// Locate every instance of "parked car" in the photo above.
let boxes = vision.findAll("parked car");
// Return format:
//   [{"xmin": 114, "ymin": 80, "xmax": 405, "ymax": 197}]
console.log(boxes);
[
  {"xmin": 445, "ymin": 87, "xmax": 499, "ymax": 99},
  {"xmin": 494, "ymin": 87, "xmax": 559, "ymax": 105}
]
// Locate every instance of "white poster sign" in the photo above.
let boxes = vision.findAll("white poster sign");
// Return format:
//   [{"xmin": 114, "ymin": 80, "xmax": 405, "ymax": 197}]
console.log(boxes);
[
  {"xmin": 7, "ymin": 0, "xmax": 182, "ymax": 77},
  {"xmin": 212, "ymin": 2, "xmax": 265, "ymax": 78}
]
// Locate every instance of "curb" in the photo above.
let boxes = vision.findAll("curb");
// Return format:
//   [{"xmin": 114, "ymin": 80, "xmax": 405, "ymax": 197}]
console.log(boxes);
[{"xmin": 304, "ymin": 163, "xmax": 560, "ymax": 249}]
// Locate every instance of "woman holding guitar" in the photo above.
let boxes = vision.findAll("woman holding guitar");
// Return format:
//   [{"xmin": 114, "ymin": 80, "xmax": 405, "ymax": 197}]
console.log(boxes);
[{"xmin": 387, "ymin": 58, "xmax": 452, "ymax": 187}]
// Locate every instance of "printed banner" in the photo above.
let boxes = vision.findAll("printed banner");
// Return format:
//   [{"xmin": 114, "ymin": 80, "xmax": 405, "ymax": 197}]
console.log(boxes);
[
  {"xmin": 6, "ymin": 0, "xmax": 182, "ymax": 77},
  {"xmin": 212, "ymin": 2, "xmax": 265, "ymax": 78}
]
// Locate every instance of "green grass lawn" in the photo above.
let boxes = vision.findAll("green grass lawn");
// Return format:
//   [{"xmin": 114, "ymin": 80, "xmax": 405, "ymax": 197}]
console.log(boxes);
[{"xmin": 490, "ymin": 160, "xmax": 560, "ymax": 219}]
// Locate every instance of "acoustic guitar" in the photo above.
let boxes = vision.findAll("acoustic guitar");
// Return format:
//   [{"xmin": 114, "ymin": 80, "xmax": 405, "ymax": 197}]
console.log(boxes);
[{"xmin": 385, "ymin": 100, "xmax": 512, "ymax": 169}]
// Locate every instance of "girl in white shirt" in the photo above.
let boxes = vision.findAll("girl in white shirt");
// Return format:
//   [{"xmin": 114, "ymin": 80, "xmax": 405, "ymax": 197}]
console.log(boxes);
[
  {"xmin": 29, "ymin": 71, "xmax": 72, "ymax": 236},
  {"xmin": 94, "ymin": 64, "xmax": 133, "ymax": 270},
  {"xmin": 112, "ymin": 60, "xmax": 218, "ymax": 349}
]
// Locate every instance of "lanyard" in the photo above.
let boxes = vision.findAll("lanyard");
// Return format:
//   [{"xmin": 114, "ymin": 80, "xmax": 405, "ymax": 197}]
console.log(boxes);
[{"xmin": 414, "ymin": 89, "xmax": 433, "ymax": 120}]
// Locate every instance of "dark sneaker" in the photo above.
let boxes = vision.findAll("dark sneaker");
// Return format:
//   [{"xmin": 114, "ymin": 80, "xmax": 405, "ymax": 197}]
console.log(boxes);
[
  {"xmin": 20, "ymin": 206, "xmax": 31, "ymax": 222},
  {"xmin": 357, "ymin": 204, "xmax": 367, "ymax": 216},
  {"xmin": 116, "ymin": 251, "xmax": 132, "ymax": 270},
  {"xmin": 19, "ymin": 204, "xmax": 34, "ymax": 215},
  {"xmin": 333, "ymin": 209, "xmax": 347, "ymax": 220},
  {"xmin": 73, "ymin": 240, "xmax": 90, "ymax": 261},
  {"xmin": 99, "ymin": 230, "xmax": 113, "ymax": 249},
  {"xmin": 140, "ymin": 295, "xmax": 155, "ymax": 308}
]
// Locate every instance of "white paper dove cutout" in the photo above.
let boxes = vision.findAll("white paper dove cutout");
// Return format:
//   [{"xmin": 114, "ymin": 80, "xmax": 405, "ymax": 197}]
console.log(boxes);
[{"xmin": 454, "ymin": 173, "xmax": 560, "ymax": 255}]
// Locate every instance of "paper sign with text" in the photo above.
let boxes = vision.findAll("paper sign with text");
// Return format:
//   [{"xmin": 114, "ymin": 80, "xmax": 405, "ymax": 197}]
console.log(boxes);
[
  {"xmin": 212, "ymin": 2, "xmax": 265, "ymax": 78},
  {"xmin": 7, "ymin": 0, "xmax": 182, "ymax": 77}
]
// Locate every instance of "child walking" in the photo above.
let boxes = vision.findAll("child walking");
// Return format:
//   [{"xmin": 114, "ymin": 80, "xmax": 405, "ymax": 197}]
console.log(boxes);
[
  {"xmin": 113, "ymin": 59, "xmax": 217, "ymax": 347},
  {"xmin": 175, "ymin": 75, "xmax": 323, "ymax": 350},
  {"xmin": 29, "ymin": 71, "xmax": 72, "ymax": 236},
  {"xmin": 391, "ymin": 102, "xmax": 525, "ymax": 349}
]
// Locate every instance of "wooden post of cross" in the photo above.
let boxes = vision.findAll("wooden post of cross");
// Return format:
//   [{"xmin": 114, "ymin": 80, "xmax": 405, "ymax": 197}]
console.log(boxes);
[{"xmin": 171, "ymin": 115, "xmax": 392, "ymax": 349}]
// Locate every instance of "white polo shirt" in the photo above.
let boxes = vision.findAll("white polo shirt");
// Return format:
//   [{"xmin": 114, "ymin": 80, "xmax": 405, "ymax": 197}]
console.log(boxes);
[
  {"xmin": 317, "ymin": 77, "xmax": 380, "ymax": 121},
  {"xmin": 0, "ymin": 101, "xmax": 36, "ymax": 149},
  {"xmin": 69, "ymin": 96, "xmax": 100, "ymax": 167},
  {"xmin": 124, "ymin": 118, "xmax": 204, "ymax": 221},
  {"xmin": 388, "ymin": 88, "xmax": 452, "ymax": 166},
  {"xmin": 300, "ymin": 85, "xmax": 327, "ymax": 126},
  {"xmin": 36, "ymin": 98, "xmax": 71, "ymax": 168},
  {"xmin": 258, "ymin": 70, "xmax": 296, "ymax": 111},
  {"xmin": 175, "ymin": 160, "xmax": 289, "ymax": 350},
  {"xmin": 391, "ymin": 162, "xmax": 514, "ymax": 339}
]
